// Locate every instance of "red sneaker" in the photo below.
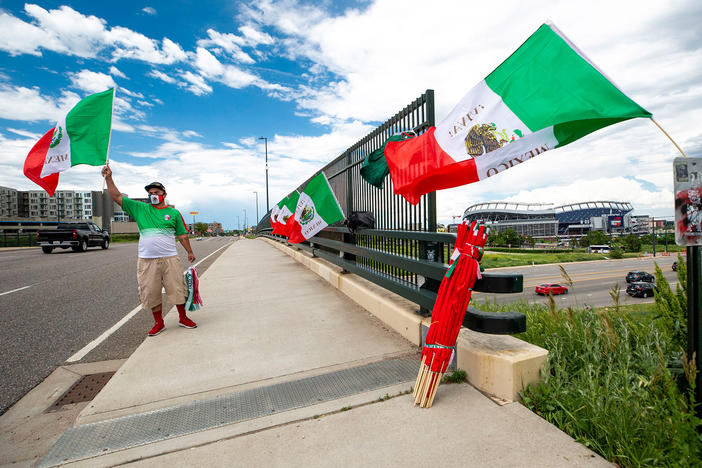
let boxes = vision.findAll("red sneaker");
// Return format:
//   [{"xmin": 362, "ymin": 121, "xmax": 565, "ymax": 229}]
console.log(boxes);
[
  {"xmin": 178, "ymin": 317, "xmax": 197, "ymax": 329},
  {"xmin": 148, "ymin": 322, "xmax": 165, "ymax": 336}
]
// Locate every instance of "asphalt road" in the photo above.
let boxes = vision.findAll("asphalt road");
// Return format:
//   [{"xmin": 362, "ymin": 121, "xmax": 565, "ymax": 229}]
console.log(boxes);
[
  {"xmin": 475, "ymin": 254, "xmax": 682, "ymax": 309},
  {"xmin": 0, "ymin": 237, "xmax": 234, "ymax": 416}
]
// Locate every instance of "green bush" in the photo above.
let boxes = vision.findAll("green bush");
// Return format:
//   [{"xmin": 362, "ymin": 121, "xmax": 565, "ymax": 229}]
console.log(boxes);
[
  {"xmin": 610, "ymin": 247, "xmax": 624, "ymax": 259},
  {"xmin": 475, "ymin": 295, "xmax": 701, "ymax": 467}
]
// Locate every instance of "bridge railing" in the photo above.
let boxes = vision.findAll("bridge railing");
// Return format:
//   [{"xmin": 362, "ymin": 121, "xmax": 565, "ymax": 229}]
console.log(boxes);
[{"xmin": 256, "ymin": 90, "xmax": 525, "ymax": 334}]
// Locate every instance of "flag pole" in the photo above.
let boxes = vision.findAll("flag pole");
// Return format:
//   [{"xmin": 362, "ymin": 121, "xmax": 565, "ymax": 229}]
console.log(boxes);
[
  {"xmin": 102, "ymin": 87, "xmax": 116, "ymax": 192},
  {"xmin": 106, "ymin": 87, "xmax": 116, "ymax": 166},
  {"xmin": 650, "ymin": 118, "xmax": 687, "ymax": 158}
]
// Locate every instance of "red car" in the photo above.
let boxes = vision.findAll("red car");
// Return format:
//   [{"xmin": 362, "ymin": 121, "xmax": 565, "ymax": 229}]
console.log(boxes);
[{"xmin": 535, "ymin": 283, "xmax": 569, "ymax": 295}]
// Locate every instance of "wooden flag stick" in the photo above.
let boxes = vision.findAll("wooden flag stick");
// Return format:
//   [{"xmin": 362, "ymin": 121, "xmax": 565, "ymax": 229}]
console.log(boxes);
[{"xmin": 651, "ymin": 118, "xmax": 687, "ymax": 158}]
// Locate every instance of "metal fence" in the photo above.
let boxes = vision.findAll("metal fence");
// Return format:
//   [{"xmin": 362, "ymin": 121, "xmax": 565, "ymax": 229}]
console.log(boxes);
[
  {"xmin": 257, "ymin": 90, "xmax": 524, "ymax": 333},
  {"xmin": 0, "ymin": 232, "xmax": 39, "ymax": 248}
]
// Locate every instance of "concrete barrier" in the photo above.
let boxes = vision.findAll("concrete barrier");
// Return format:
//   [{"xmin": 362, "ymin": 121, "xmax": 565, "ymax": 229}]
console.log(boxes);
[{"xmin": 263, "ymin": 237, "xmax": 547, "ymax": 402}]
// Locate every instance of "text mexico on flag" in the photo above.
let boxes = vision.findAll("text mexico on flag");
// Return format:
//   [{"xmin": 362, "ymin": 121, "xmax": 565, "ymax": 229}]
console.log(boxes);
[
  {"xmin": 287, "ymin": 173, "xmax": 344, "ymax": 244},
  {"xmin": 23, "ymin": 88, "xmax": 114, "ymax": 196},
  {"xmin": 384, "ymin": 22, "xmax": 651, "ymax": 205}
]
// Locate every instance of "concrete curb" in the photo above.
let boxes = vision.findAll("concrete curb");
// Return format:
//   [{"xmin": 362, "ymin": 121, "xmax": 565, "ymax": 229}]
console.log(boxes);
[{"xmin": 263, "ymin": 237, "xmax": 548, "ymax": 403}]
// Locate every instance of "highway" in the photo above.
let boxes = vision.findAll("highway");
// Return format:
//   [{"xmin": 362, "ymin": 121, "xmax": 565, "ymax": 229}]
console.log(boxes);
[
  {"xmin": 0, "ymin": 237, "xmax": 234, "ymax": 415},
  {"xmin": 475, "ymin": 254, "xmax": 681, "ymax": 309}
]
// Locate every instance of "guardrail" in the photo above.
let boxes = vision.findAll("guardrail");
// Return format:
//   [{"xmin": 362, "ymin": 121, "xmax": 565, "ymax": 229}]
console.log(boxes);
[
  {"xmin": 0, "ymin": 232, "xmax": 38, "ymax": 248},
  {"xmin": 261, "ymin": 227, "xmax": 526, "ymax": 334}
]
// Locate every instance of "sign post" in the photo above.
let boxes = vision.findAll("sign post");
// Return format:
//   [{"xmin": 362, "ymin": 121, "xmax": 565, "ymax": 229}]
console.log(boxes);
[{"xmin": 673, "ymin": 157, "xmax": 702, "ymax": 418}]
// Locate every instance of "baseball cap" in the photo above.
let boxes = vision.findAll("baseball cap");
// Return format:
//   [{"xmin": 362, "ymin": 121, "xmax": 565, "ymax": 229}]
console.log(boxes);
[{"xmin": 144, "ymin": 181, "xmax": 166, "ymax": 192}]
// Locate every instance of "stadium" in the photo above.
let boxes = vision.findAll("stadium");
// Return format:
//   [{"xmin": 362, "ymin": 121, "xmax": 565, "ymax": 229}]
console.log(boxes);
[{"xmin": 461, "ymin": 201, "xmax": 647, "ymax": 239}]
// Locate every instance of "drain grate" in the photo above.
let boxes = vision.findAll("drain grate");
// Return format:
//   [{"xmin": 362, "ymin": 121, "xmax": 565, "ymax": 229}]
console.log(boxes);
[
  {"xmin": 38, "ymin": 357, "xmax": 417, "ymax": 467},
  {"xmin": 47, "ymin": 372, "xmax": 115, "ymax": 412}
]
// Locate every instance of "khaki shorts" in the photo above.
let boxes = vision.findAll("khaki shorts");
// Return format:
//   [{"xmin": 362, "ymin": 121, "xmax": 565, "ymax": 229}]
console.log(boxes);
[{"xmin": 137, "ymin": 256, "xmax": 187, "ymax": 310}]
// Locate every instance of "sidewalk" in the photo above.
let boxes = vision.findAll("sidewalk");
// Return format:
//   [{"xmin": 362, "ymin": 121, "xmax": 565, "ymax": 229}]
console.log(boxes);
[{"xmin": 36, "ymin": 238, "xmax": 611, "ymax": 467}]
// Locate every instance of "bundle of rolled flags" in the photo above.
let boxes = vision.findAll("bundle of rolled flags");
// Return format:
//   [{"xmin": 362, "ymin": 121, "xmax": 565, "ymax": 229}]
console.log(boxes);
[
  {"xmin": 184, "ymin": 266, "xmax": 203, "ymax": 312},
  {"xmin": 413, "ymin": 220, "xmax": 488, "ymax": 408}
]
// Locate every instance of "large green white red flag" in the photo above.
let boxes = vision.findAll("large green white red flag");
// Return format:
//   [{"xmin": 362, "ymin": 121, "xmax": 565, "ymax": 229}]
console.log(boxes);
[
  {"xmin": 288, "ymin": 173, "xmax": 344, "ymax": 244},
  {"xmin": 23, "ymin": 88, "xmax": 114, "ymax": 196},
  {"xmin": 384, "ymin": 22, "xmax": 651, "ymax": 205}
]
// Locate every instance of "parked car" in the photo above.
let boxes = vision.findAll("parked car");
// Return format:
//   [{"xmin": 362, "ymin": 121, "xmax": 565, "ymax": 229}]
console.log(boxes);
[
  {"xmin": 672, "ymin": 261, "xmax": 678, "ymax": 271},
  {"xmin": 36, "ymin": 222, "xmax": 110, "ymax": 254},
  {"xmin": 625, "ymin": 271, "xmax": 655, "ymax": 283},
  {"xmin": 535, "ymin": 283, "xmax": 568, "ymax": 295},
  {"xmin": 626, "ymin": 281, "xmax": 656, "ymax": 298}
]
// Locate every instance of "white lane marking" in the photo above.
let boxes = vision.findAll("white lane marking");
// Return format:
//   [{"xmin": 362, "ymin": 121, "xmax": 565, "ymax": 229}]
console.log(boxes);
[
  {"xmin": 66, "ymin": 241, "xmax": 233, "ymax": 363},
  {"xmin": 0, "ymin": 284, "xmax": 33, "ymax": 297}
]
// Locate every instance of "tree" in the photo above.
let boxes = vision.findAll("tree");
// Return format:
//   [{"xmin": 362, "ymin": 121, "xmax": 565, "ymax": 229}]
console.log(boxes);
[
  {"xmin": 503, "ymin": 228, "xmax": 521, "ymax": 247},
  {"xmin": 620, "ymin": 234, "xmax": 642, "ymax": 252},
  {"xmin": 194, "ymin": 222, "xmax": 209, "ymax": 235},
  {"xmin": 586, "ymin": 230, "xmax": 609, "ymax": 246}
]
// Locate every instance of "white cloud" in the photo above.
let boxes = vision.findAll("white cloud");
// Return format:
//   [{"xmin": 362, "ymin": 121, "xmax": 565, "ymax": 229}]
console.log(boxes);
[
  {"xmin": 238, "ymin": 25, "xmax": 274, "ymax": 46},
  {"xmin": 109, "ymin": 66, "xmax": 127, "ymax": 78},
  {"xmin": 0, "ymin": 5, "xmax": 186, "ymax": 65},
  {"xmin": 196, "ymin": 29, "xmax": 256, "ymax": 64},
  {"xmin": 70, "ymin": 70, "xmax": 116, "ymax": 94},
  {"xmin": 148, "ymin": 69, "xmax": 177, "ymax": 84},
  {"xmin": 181, "ymin": 71, "xmax": 212, "ymax": 96},
  {"xmin": 142, "ymin": 7, "xmax": 157, "ymax": 16},
  {"xmin": 0, "ymin": 84, "xmax": 77, "ymax": 122},
  {"xmin": 194, "ymin": 47, "xmax": 225, "ymax": 77},
  {"xmin": 106, "ymin": 27, "xmax": 187, "ymax": 64}
]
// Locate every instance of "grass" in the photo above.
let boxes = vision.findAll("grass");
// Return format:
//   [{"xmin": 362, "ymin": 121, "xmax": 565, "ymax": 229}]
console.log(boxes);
[
  {"xmin": 481, "ymin": 252, "xmax": 611, "ymax": 269},
  {"xmin": 473, "ymin": 294, "xmax": 701, "ymax": 467},
  {"xmin": 111, "ymin": 233, "xmax": 140, "ymax": 243},
  {"xmin": 441, "ymin": 369, "xmax": 467, "ymax": 384}
]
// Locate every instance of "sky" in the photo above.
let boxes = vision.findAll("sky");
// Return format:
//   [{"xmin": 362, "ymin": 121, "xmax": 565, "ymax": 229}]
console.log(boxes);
[{"xmin": 0, "ymin": 0, "xmax": 700, "ymax": 230}]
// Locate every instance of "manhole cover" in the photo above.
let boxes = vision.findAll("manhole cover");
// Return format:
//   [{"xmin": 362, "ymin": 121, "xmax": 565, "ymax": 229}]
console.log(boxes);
[{"xmin": 46, "ymin": 372, "xmax": 115, "ymax": 412}]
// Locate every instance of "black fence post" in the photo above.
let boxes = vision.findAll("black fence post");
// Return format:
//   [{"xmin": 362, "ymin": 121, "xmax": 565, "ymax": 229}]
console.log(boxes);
[{"xmin": 687, "ymin": 245, "xmax": 701, "ymax": 420}]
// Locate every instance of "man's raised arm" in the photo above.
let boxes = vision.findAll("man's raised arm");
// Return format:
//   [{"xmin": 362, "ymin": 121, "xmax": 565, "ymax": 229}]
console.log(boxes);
[{"xmin": 101, "ymin": 165, "xmax": 123, "ymax": 207}]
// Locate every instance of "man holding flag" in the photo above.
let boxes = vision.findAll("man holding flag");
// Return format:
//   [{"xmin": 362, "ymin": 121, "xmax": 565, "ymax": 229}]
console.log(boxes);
[{"xmin": 101, "ymin": 165, "xmax": 198, "ymax": 337}]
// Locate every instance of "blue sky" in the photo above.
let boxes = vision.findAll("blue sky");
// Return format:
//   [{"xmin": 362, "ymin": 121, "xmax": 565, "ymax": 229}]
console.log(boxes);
[{"xmin": 1, "ymin": 0, "xmax": 700, "ymax": 229}]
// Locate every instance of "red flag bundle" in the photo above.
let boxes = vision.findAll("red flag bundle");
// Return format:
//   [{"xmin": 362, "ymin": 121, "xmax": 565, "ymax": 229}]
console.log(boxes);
[{"xmin": 413, "ymin": 220, "xmax": 488, "ymax": 407}]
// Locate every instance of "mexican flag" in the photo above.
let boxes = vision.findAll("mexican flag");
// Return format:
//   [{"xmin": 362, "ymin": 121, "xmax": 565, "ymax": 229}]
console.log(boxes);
[
  {"xmin": 287, "ymin": 173, "xmax": 344, "ymax": 244},
  {"xmin": 278, "ymin": 191, "xmax": 300, "ymax": 237},
  {"xmin": 23, "ymin": 88, "xmax": 115, "ymax": 196},
  {"xmin": 384, "ymin": 22, "xmax": 651, "ymax": 205},
  {"xmin": 270, "ymin": 198, "xmax": 284, "ymax": 233}
]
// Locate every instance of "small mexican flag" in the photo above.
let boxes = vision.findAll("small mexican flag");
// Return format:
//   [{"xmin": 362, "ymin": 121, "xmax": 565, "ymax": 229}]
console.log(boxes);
[
  {"xmin": 23, "ymin": 88, "xmax": 115, "ymax": 196},
  {"xmin": 287, "ymin": 173, "xmax": 344, "ymax": 244},
  {"xmin": 275, "ymin": 191, "xmax": 299, "ymax": 237},
  {"xmin": 384, "ymin": 22, "xmax": 651, "ymax": 205},
  {"xmin": 270, "ymin": 198, "xmax": 284, "ymax": 233}
]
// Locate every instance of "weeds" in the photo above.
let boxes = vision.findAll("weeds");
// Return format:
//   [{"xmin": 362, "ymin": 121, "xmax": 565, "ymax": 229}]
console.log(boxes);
[
  {"xmin": 441, "ymin": 369, "xmax": 467, "ymax": 384},
  {"xmin": 476, "ymin": 285, "xmax": 701, "ymax": 467}
]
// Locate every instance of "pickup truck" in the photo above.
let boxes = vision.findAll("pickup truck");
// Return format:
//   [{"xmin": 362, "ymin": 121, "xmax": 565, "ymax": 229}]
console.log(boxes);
[{"xmin": 36, "ymin": 222, "xmax": 110, "ymax": 254}]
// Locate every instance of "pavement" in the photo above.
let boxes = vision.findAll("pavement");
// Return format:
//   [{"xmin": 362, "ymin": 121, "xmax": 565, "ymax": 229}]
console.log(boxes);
[{"xmin": 0, "ymin": 238, "xmax": 612, "ymax": 467}]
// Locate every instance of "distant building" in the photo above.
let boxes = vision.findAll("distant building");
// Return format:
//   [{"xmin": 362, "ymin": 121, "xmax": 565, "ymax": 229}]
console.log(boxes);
[
  {"xmin": 463, "ymin": 200, "xmax": 637, "ymax": 239},
  {"xmin": 0, "ymin": 185, "xmax": 138, "ymax": 233}
]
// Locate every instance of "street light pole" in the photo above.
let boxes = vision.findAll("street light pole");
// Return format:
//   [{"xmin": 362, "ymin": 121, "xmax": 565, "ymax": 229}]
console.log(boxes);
[
  {"xmin": 253, "ymin": 191, "xmax": 259, "ymax": 226},
  {"xmin": 243, "ymin": 209, "xmax": 247, "ymax": 234},
  {"xmin": 258, "ymin": 137, "xmax": 269, "ymax": 212}
]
